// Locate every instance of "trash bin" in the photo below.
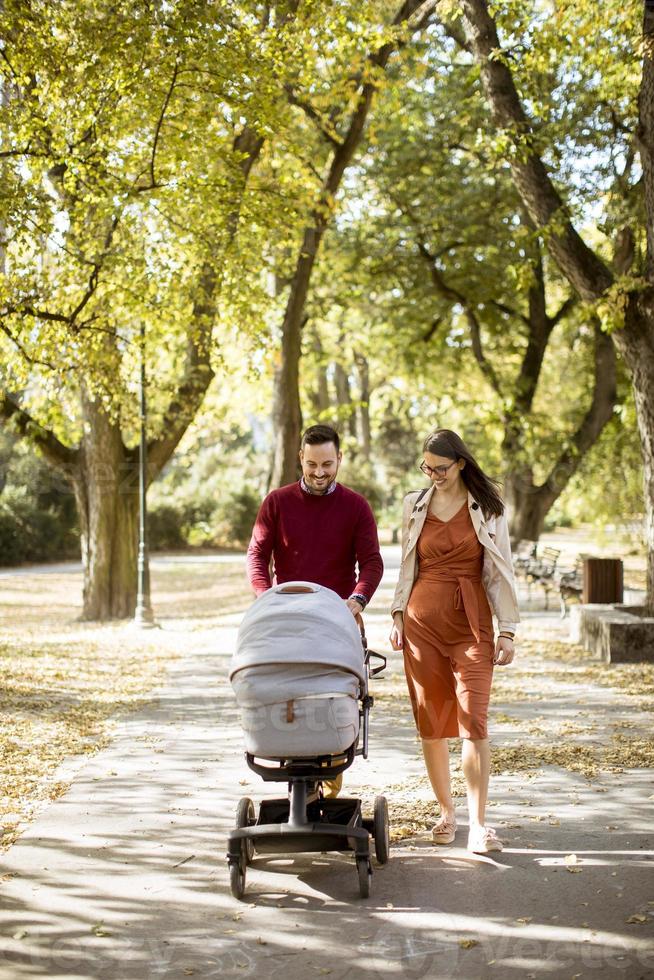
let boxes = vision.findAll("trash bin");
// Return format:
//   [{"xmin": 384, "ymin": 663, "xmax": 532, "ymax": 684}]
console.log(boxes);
[{"xmin": 583, "ymin": 558, "xmax": 624, "ymax": 604}]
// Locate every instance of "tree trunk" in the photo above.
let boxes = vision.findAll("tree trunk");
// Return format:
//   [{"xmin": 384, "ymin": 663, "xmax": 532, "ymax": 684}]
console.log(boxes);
[
  {"xmin": 308, "ymin": 327, "xmax": 331, "ymax": 416},
  {"xmin": 334, "ymin": 353, "xmax": 357, "ymax": 440},
  {"xmin": 505, "ymin": 471, "xmax": 556, "ymax": 543},
  {"xmin": 617, "ymin": 294, "xmax": 654, "ymax": 609},
  {"xmin": 73, "ymin": 393, "xmax": 139, "ymax": 620},
  {"xmin": 460, "ymin": 0, "xmax": 654, "ymax": 603},
  {"xmin": 354, "ymin": 351, "xmax": 372, "ymax": 462},
  {"xmin": 270, "ymin": 294, "xmax": 305, "ymax": 487},
  {"xmin": 504, "ymin": 320, "xmax": 616, "ymax": 544}
]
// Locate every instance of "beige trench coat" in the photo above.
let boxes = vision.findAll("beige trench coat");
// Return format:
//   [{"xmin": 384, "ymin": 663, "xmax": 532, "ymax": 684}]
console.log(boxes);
[{"xmin": 391, "ymin": 485, "xmax": 520, "ymax": 635}]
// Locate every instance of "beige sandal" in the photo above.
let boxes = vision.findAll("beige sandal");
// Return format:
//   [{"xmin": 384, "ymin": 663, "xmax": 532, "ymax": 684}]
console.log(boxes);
[
  {"xmin": 432, "ymin": 814, "xmax": 457, "ymax": 844},
  {"xmin": 467, "ymin": 825, "xmax": 503, "ymax": 853}
]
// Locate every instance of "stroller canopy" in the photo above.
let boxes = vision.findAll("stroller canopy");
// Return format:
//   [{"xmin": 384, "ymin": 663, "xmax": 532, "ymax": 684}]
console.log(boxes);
[{"xmin": 231, "ymin": 582, "xmax": 366, "ymax": 684}]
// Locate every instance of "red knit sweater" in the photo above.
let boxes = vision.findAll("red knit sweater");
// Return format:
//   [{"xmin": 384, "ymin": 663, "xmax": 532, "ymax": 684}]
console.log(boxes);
[{"xmin": 246, "ymin": 481, "xmax": 383, "ymax": 602}]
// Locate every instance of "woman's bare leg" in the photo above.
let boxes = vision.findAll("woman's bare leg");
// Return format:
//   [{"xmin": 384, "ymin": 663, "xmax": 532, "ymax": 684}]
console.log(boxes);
[
  {"xmin": 461, "ymin": 737, "xmax": 490, "ymax": 827},
  {"xmin": 421, "ymin": 738, "xmax": 455, "ymax": 819}
]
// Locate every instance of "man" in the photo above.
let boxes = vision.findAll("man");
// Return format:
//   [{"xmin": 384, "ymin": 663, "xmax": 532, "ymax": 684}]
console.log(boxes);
[
  {"xmin": 246, "ymin": 424, "xmax": 384, "ymax": 797},
  {"xmin": 247, "ymin": 424, "xmax": 383, "ymax": 614}
]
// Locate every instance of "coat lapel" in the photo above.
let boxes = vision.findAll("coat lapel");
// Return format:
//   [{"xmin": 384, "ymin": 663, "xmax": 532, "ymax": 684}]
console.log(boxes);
[{"xmin": 406, "ymin": 484, "xmax": 434, "ymax": 553}]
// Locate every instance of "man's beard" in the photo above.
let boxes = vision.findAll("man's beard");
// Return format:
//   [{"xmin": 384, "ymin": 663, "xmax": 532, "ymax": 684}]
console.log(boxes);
[{"xmin": 304, "ymin": 475, "xmax": 336, "ymax": 495}]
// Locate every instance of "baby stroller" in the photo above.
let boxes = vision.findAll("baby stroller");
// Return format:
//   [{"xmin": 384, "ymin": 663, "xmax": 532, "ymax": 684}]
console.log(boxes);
[{"xmin": 227, "ymin": 582, "xmax": 389, "ymax": 899}]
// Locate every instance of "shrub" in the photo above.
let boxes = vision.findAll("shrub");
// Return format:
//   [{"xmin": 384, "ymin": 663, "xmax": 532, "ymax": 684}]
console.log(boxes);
[
  {"xmin": 0, "ymin": 489, "xmax": 79, "ymax": 565},
  {"xmin": 210, "ymin": 487, "xmax": 261, "ymax": 548},
  {"xmin": 147, "ymin": 503, "xmax": 187, "ymax": 550},
  {"xmin": 338, "ymin": 470, "xmax": 385, "ymax": 519}
]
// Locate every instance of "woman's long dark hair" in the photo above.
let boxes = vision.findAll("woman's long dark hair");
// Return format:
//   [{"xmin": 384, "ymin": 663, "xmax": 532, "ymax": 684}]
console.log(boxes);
[{"xmin": 422, "ymin": 428, "xmax": 504, "ymax": 519}]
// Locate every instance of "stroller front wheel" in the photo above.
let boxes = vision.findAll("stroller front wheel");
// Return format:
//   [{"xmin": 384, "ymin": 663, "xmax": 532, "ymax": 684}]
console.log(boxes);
[
  {"xmin": 356, "ymin": 857, "xmax": 372, "ymax": 898},
  {"xmin": 229, "ymin": 858, "xmax": 246, "ymax": 900},
  {"xmin": 235, "ymin": 797, "xmax": 256, "ymax": 865},
  {"xmin": 373, "ymin": 795, "xmax": 390, "ymax": 865}
]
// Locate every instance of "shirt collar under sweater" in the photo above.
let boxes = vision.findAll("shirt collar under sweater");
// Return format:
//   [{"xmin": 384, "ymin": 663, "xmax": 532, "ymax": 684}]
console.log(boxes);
[{"xmin": 299, "ymin": 477, "xmax": 337, "ymax": 496}]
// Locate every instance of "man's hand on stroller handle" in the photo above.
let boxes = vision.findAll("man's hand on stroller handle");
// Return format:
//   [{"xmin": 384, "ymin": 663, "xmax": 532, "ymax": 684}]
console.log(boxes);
[{"xmin": 345, "ymin": 597, "xmax": 365, "ymax": 618}]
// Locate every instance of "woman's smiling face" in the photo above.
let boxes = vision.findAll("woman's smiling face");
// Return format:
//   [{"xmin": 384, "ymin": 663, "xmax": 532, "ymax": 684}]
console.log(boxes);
[{"xmin": 422, "ymin": 452, "xmax": 465, "ymax": 490}]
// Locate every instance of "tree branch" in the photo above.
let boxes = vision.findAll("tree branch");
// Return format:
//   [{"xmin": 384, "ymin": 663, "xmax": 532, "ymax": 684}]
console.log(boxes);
[
  {"xmin": 69, "ymin": 215, "xmax": 119, "ymax": 326},
  {"xmin": 151, "ymin": 64, "xmax": 178, "ymax": 189},
  {"xmin": 541, "ymin": 321, "xmax": 616, "ymax": 494},
  {"xmin": 284, "ymin": 85, "xmax": 342, "ymax": 147},
  {"xmin": 416, "ymin": 242, "xmax": 502, "ymax": 394},
  {"xmin": 512, "ymin": 247, "xmax": 556, "ymax": 414},
  {"xmin": 147, "ymin": 329, "xmax": 215, "ymax": 476},
  {"xmin": 488, "ymin": 298, "xmax": 526, "ymax": 324},
  {"xmin": 0, "ymin": 394, "xmax": 79, "ymax": 472},
  {"xmin": 0, "ymin": 322, "xmax": 57, "ymax": 370},
  {"xmin": 422, "ymin": 315, "xmax": 443, "ymax": 343},
  {"xmin": 549, "ymin": 294, "xmax": 577, "ymax": 328},
  {"xmin": 465, "ymin": 306, "xmax": 502, "ymax": 394},
  {"xmin": 2, "ymin": 304, "xmax": 71, "ymax": 325},
  {"xmin": 134, "ymin": 64, "xmax": 180, "ymax": 193}
]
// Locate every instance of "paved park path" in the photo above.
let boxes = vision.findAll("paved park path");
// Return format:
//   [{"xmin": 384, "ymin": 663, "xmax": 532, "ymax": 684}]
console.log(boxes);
[{"xmin": 1, "ymin": 549, "xmax": 653, "ymax": 979}]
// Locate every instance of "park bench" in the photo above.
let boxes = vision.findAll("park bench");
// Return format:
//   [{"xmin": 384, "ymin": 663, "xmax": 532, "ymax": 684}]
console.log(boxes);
[
  {"xmin": 528, "ymin": 547, "xmax": 561, "ymax": 608},
  {"xmin": 514, "ymin": 545, "xmax": 561, "ymax": 608},
  {"xmin": 513, "ymin": 540, "xmax": 538, "ymax": 580},
  {"xmin": 557, "ymin": 557, "xmax": 584, "ymax": 618}
]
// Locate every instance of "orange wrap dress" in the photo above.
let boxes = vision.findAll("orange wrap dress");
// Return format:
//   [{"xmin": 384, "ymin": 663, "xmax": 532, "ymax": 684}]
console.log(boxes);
[{"xmin": 403, "ymin": 502, "xmax": 495, "ymax": 741}]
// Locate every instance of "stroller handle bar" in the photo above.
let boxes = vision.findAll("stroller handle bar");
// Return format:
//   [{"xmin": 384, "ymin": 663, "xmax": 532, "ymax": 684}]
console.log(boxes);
[{"xmin": 366, "ymin": 649, "xmax": 387, "ymax": 676}]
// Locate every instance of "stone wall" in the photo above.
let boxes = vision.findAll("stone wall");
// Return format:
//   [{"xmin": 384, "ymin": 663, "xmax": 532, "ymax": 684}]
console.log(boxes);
[{"xmin": 570, "ymin": 604, "xmax": 654, "ymax": 663}]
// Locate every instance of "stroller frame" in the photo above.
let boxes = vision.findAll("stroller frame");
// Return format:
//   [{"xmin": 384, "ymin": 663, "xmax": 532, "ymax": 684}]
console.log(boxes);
[{"xmin": 227, "ymin": 630, "xmax": 388, "ymax": 899}]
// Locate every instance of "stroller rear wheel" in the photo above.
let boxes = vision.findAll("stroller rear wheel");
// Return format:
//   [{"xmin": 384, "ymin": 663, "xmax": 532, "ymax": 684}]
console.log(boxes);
[
  {"xmin": 373, "ymin": 795, "xmax": 390, "ymax": 865},
  {"xmin": 235, "ymin": 797, "xmax": 256, "ymax": 865},
  {"xmin": 356, "ymin": 856, "xmax": 372, "ymax": 898},
  {"xmin": 229, "ymin": 858, "xmax": 246, "ymax": 900}
]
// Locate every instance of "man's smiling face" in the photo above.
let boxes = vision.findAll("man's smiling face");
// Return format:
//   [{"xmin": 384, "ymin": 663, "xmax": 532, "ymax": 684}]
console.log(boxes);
[{"xmin": 299, "ymin": 441, "xmax": 342, "ymax": 494}]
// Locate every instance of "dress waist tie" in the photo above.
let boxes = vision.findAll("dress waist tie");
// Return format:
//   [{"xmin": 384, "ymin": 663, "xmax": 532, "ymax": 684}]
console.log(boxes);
[{"xmin": 453, "ymin": 577, "xmax": 481, "ymax": 643}]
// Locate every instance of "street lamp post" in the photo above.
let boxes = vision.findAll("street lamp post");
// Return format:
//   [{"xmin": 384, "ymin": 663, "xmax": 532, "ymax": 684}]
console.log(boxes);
[{"xmin": 134, "ymin": 321, "xmax": 157, "ymax": 628}]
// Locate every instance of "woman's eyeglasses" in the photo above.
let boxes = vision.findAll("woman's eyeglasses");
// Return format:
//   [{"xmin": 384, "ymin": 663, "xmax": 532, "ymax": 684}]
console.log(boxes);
[{"xmin": 419, "ymin": 460, "xmax": 457, "ymax": 478}]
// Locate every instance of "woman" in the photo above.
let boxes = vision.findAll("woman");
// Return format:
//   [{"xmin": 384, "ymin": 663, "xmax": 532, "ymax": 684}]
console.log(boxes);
[{"xmin": 389, "ymin": 428, "xmax": 519, "ymax": 854}]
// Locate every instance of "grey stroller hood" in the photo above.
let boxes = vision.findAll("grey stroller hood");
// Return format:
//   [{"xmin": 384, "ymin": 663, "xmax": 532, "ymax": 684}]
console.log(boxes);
[
  {"xmin": 230, "ymin": 583, "xmax": 366, "ymax": 758},
  {"xmin": 231, "ymin": 582, "xmax": 366, "ymax": 683}
]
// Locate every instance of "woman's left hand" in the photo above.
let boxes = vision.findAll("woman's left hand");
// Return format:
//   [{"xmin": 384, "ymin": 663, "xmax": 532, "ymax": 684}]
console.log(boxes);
[{"xmin": 494, "ymin": 635, "xmax": 515, "ymax": 666}]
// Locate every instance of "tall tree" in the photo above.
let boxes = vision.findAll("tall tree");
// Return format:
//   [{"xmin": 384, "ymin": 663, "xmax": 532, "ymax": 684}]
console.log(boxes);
[
  {"xmin": 269, "ymin": 0, "xmax": 437, "ymax": 486},
  {"xmin": 455, "ymin": 0, "xmax": 654, "ymax": 604},
  {"xmin": 0, "ymin": 0, "xmax": 295, "ymax": 617},
  {"xmin": 320, "ymin": 31, "xmax": 618, "ymax": 540}
]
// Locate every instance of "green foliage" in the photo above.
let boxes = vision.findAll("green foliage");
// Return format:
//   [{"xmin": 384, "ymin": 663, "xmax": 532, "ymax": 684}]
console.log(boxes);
[
  {"xmin": 0, "ymin": 488, "xmax": 77, "ymax": 565},
  {"xmin": 0, "ymin": 0, "xmax": 406, "ymax": 433},
  {"xmin": 338, "ymin": 464, "xmax": 385, "ymax": 518},
  {"xmin": 558, "ymin": 396, "xmax": 644, "ymax": 530},
  {"xmin": 210, "ymin": 487, "xmax": 261, "ymax": 549},
  {"xmin": 0, "ymin": 0, "xmax": 645, "ymax": 552},
  {"xmin": 0, "ymin": 436, "xmax": 79, "ymax": 564},
  {"xmin": 294, "ymin": 8, "xmax": 639, "ymax": 531},
  {"xmin": 147, "ymin": 503, "xmax": 188, "ymax": 552}
]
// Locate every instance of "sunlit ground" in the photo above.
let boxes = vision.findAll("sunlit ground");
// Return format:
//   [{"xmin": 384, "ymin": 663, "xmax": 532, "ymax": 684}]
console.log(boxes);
[{"xmin": 0, "ymin": 556, "xmax": 251, "ymax": 849}]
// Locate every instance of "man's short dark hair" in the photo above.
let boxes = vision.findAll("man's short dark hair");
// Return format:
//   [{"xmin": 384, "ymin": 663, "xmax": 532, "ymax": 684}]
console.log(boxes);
[{"xmin": 301, "ymin": 424, "xmax": 340, "ymax": 453}]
